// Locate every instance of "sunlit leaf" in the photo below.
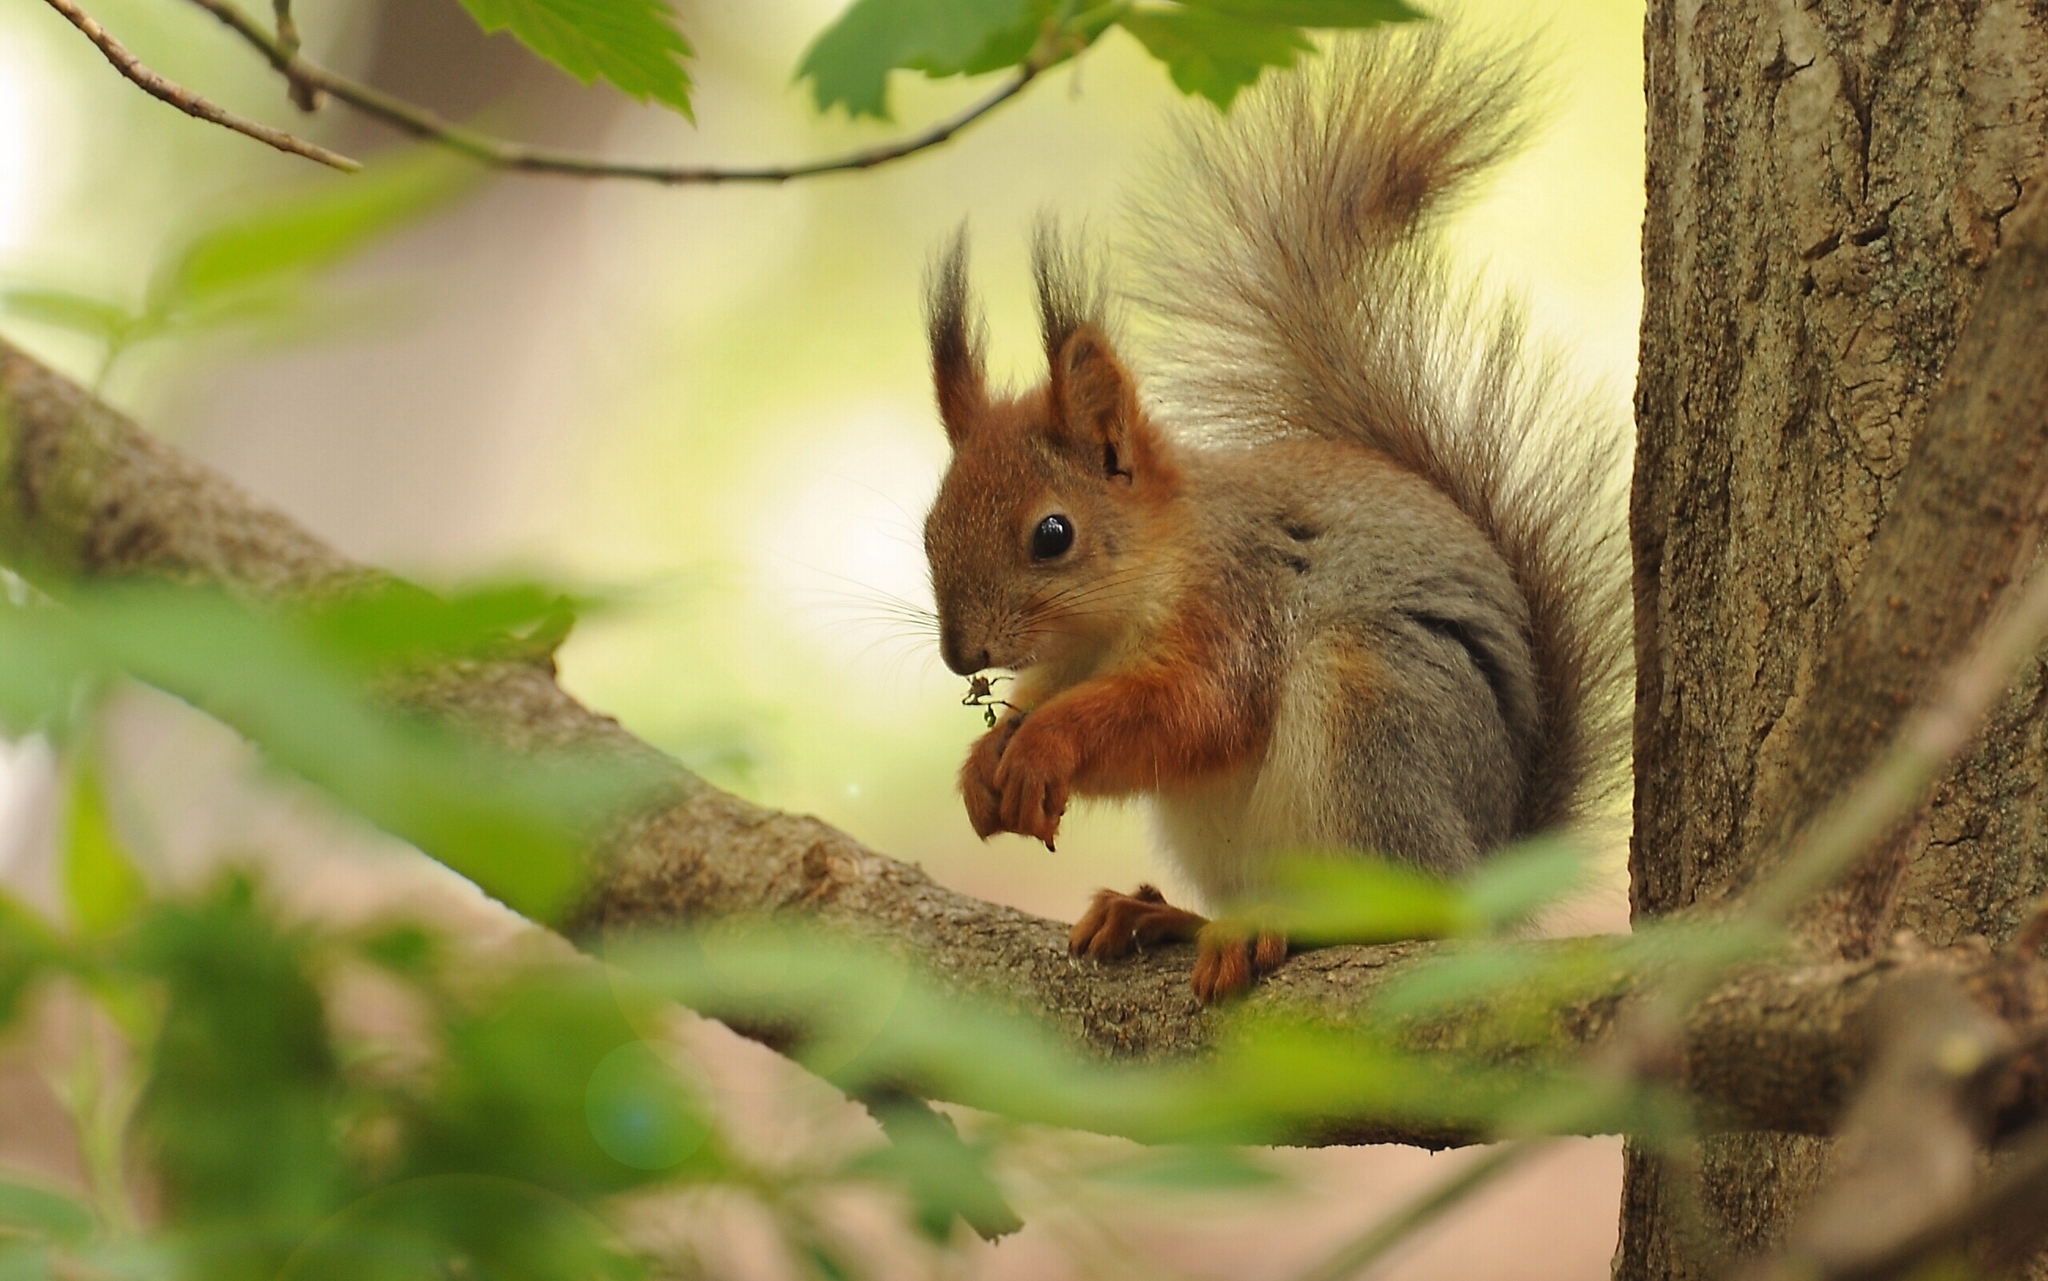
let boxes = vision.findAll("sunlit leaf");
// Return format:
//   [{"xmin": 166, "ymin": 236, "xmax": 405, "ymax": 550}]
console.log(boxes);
[
  {"xmin": 0, "ymin": 288, "xmax": 139, "ymax": 346},
  {"xmin": 294, "ymin": 579, "xmax": 584, "ymax": 673},
  {"xmin": 0, "ymin": 1177, "xmax": 94, "ymax": 1243},
  {"xmin": 61, "ymin": 756, "xmax": 146, "ymax": 940},
  {"xmin": 455, "ymin": 0, "xmax": 694, "ymax": 116},
  {"xmin": 797, "ymin": 0, "xmax": 1051, "ymax": 118},
  {"xmin": 1115, "ymin": 8, "xmax": 1315, "ymax": 109}
]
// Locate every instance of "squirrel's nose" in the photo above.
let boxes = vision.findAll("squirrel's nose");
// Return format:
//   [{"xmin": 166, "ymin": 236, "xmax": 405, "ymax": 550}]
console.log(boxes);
[{"xmin": 940, "ymin": 632, "xmax": 991, "ymax": 675}]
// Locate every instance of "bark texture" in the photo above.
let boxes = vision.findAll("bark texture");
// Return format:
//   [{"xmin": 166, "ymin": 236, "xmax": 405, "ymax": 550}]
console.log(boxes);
[{"xmin": 1631, "ymin": 0, "xmax": 2048, "ymax": 1273}]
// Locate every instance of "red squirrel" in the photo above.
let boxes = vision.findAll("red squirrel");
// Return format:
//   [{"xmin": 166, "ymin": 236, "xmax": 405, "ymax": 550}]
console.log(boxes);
[{"xmin": 921, "ymin": 28, "xmax": 1628, "ymax": 1002}]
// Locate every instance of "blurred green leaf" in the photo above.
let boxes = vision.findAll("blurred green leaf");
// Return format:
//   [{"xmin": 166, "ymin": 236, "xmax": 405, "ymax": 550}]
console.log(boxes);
[
  {"xmin": 852, "ymin": 1095, "xmax": 1019, "ymax": 1240},
  {"xmin": 1180, "ymin": 0, "xmax": 1422, "ymax": 24},
  {"xmin": 1372, "ymin": 946, "xmax": 1532, "ymax": 1017},
  {"xmin": 61, "ymin": 757, "xmax": 146, "ymax": 940},
  {"xmin": 281, "ymin": 1175, "xmax": 642, "ymax": 1281},
  {"xmin": 455, "ymin": 0, "xmax": 694, "ymax": 116},
  {"xmin": 798, "ymin": 1238, "xmax": 861, "ymax": 1281},
  {"xmin": 1459, "ymin": 839, "xmax": 1588, "ymax": 933},
  {"xmin": 583, "ymin": 1041, "xmax": 710, "ymax": 1171},
  {"xmin": 152, "ymin": 149, "xmax": 482, "ymax": 328},
  {"xmin": 0, "ymin": 1178, "xmax": 94, "ymax": 1244},
  {"xmin": 294, "ymin": 580, "xmax": 584, "ymax": 673},
  {"xmin": 1117, "ymin": 8, "xmax": 1314, "ymax": 108},
  {"xmin": 0, "ymin": 289, "xmax": 139, "ymax": 347},
  {"xmin": 132, "ymin": 878, "xmax": 350, "ymax": 1270},
  {"xmin": 411, "ymin": 969, "xmax": 719, "ymax": 1196},
  {"xmin": 0, "ymin": 584, "xmax": 667, "ymax": 923},
  {"xmin": 1086, "ymin": 1144, "xmax": 1287, "ymax": 1191},
  {"xmin": 1255, "ymin": 857, "xmax": 1466, "ymax": 945},
  {"xmin": 798, "ymin": 0, "xmax": 1051, "ymax": 118}
]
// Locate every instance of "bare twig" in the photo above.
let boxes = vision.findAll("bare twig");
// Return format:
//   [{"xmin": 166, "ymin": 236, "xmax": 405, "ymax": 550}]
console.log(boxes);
[
  {"xmin": 183, "ymin": 0, "xmax": 1044, "ymax": 185},
  {"xmin": 38, "ymin": 0, "xmax": 358, "ymax": 171},
  {"xmin": 269, "ymin": 0, "xmax": 319, "ymax": 111}
]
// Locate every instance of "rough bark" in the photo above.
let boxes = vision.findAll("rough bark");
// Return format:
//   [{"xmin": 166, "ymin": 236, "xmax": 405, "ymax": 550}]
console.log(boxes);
[
  {"xmin": 9, "ymin": 336, "xmax": 2048, "ymax": 1151},
  {"xmin": 1631, "ymin": 0, "xmax": 2048, "ymax": 1273}
]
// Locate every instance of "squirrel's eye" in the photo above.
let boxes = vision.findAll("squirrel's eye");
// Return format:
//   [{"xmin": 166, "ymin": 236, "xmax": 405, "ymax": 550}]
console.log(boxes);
[{"xmin": 1032, "ymin": 514, "xmax": 1074, "ymax": 560}]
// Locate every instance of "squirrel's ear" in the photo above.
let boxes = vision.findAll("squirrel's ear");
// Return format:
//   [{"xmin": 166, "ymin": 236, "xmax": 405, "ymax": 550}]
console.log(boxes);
[
  {"xmin": 928, "ymin": 232, "xmax": 987, "ymax": 445},
  {"xmin": 1050, "ymin": 326, "xmax": 1150, "ymax": 482}
]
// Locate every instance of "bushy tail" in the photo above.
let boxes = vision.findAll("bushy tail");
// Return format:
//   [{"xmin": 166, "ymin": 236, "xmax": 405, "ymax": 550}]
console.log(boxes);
[{"xmin": 1129, "ymin": 24, "xmax": 1629, "ymax": 835}]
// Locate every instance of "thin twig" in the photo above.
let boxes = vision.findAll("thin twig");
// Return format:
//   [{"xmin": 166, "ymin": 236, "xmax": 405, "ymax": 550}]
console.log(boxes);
[
  {"xmin": 183, "ymin": 0, "xmax": 1043, "ymax": 185},
  {"xmin": 39, "ymin": 0, "xmax": 358, "ymax": 171},
  {"xmin": 269, "ymin": 0, "xmax": 319, "ymax": 111}
]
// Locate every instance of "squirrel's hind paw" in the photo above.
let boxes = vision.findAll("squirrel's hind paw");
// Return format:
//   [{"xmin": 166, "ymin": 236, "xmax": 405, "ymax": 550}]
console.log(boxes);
[
  {"xmin": 1191, "ymin": 925, "xmax": 1290, "ymax": 1004},
  {"xmin": 1068, "ymin": 885, "xmax": 1205, "ymax": 961}
]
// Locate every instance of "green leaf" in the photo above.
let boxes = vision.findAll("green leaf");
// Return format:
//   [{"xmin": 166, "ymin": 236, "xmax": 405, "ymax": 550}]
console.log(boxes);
[
  {"xmin": 583, "ymin": 1041, "xmax": 710, "ymax": 1171},
  {"xmin": 798, "ymin": 0, "xmax": 1049, "ymax": 119},
  {"xmin": 0, "ymin": 585, "xmax": 667, "ymax": 924},
  {"xmin": 61, "ymin": 757, "xmax": 146, "ymax": 940},
  {"xmin": 455, "ymin": 0, "xmax": 694, "ymax": 116},
  {"xmin": 852, "ymin": 1095, "xmax": 1021, "ymax": 1240},
  {"xmin": 1117, "ymin": 8, "xmax": 1315, "ymax": 108},
  {"xmin": 154, "ymin": 149, "xmax": 482, "ymax": 325},
  {"xmin": 1178, "ymin": 0, "xmax": 1424, "ymax": 25},
  {"xmin": 0, "ymin": 1178, "xmax": 94, "ymax": 1243},
  {"xmin": 294, "ymin": 580, "xmax": 586, "ymax": 673},
  {"xmin": 1458, "ymin": 839, "xmax": 1588, "ymax": 933},
  {"xmin": 1254, "ymin": 857, "xmax": 1466, "ymax": 945},
  {"xmin": 0, "ymin": 289, "xmax": 139, "ymax": 346},
  {"xmin": 1086, "ymin": 1145, "xmax": 1287, "ymax": 1191},
  {"xmin": 131, "ymin": 878, "xmax": 349, "ymax": 1248}
]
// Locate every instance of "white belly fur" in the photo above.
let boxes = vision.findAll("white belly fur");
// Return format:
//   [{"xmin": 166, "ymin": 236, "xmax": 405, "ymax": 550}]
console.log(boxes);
[{"xmin": 1150, "ymin": 641, "xmax": 1351, "ymax": 910}]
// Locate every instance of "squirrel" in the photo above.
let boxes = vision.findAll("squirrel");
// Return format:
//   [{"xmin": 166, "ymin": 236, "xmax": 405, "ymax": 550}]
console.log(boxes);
[{"xmin": 920, "ymin": 25, "xmax": 1628, "ymax": 1003}]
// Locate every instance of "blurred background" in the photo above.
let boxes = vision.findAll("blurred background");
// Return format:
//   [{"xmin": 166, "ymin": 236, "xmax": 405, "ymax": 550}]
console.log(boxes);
[{"xmin": 0, "ymin": 0, "xmax": 1644, "ymax": 1275}]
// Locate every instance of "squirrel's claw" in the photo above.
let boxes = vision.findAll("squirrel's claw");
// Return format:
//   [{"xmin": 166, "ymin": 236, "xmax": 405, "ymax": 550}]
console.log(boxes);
[
  {"xmin": 1068, "ymin": 885, "xmax": 1205, "ymax": 961},
  {"xmin": 1191, "ymin": 924, "xmax": 1290, "ymax": 1003}
]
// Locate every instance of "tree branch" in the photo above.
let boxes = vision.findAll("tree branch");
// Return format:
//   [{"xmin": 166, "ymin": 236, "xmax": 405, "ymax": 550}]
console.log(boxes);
[
  {"xmin": 6, "ymin": 336, "xmax": 2048, "ymax": 1150},
  {"xmin": 180, "ymin": 0, "xmax": 1042, "ymax": 185},
  {"xmin": 38, "ymin": 0, "xmax": 359, "ymax": 171}
]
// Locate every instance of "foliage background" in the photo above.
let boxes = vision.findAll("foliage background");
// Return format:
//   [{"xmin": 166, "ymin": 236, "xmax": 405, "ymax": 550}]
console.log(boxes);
[{"xmin": 0, "ymin": 0, "xmax": 1646, "ymax": 1275}]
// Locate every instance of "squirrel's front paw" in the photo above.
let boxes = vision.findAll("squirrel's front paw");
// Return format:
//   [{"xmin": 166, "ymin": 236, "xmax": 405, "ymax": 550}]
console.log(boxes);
[
  {"xmin": 959, "ymin": 716, "xmax": 1021, "ymax": 840},
  {"xmin": 990, "ymin": 718, "xmax": 1077, "ymax": 849}
]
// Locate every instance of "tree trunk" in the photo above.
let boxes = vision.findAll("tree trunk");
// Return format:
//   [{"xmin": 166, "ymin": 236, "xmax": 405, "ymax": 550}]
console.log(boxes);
[{"xmin": 1627, "ymin": 1, "xmax": 2048, "ymax": 1275}]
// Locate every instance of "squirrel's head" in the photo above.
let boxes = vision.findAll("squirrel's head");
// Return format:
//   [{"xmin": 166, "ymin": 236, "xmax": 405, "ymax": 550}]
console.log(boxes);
[{"xmin": 922, "ymin": 229, "xmax": 1181, "ymax": 678}]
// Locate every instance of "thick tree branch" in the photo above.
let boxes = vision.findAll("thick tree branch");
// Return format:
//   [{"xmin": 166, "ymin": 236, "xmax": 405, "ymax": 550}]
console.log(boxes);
[
  {"xmin": 181, "ymin": 0, "xmax": 1042, "ymax": 185},
  {"xmin": 37, "ymin": 0, "xmax": 359, "ymax": 171},
  {"xmin": 6, "ymin": 337, "xmax": 2048, "ymax": 1150}
]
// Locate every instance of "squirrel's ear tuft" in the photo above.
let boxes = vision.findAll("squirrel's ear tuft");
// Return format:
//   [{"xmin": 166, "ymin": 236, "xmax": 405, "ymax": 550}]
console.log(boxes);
[
  {"xmin": 928, "ymin": 229, "xmax": 987, "ymax": 445},
  {"xmin": 1050, "ymin": 326, "xmax": 1146, "ymax": 481}
]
